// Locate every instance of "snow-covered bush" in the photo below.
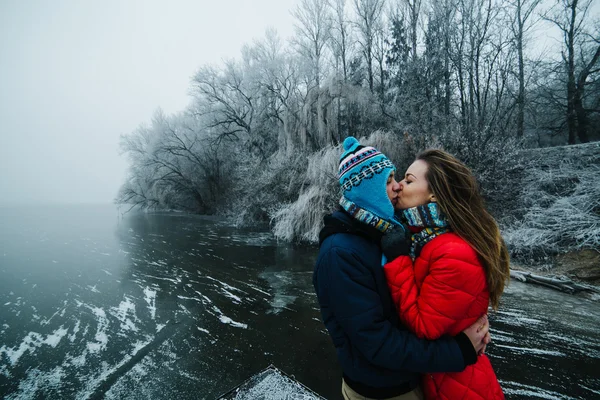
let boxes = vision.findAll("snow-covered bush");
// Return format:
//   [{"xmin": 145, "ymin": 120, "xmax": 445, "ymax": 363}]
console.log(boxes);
[
  {"xmin": 225, "ymin": 150, "xmax": 310, "ymax": 228},
  {"xmin": 503, "ymin": 144, "xmax": 600, "ymax": 259},
  {"xmin": 270, "ymin": 145, "xmax": 340, "ymax": 242}
]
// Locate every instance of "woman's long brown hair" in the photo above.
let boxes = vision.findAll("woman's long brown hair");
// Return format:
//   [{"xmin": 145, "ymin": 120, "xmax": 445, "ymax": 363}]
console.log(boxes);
[{"xmin": 417, "ymin": 149, "xmax": 510, "ymax": 310}]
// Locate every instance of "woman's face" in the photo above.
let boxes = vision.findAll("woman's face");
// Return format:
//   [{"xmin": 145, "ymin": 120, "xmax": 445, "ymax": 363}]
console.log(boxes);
[{"xmin": 395, "ymin": 159, "xmax": 434, "ymax": 210}]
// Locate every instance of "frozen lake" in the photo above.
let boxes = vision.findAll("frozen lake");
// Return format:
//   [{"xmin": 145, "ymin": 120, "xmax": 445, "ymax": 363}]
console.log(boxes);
[{"xmin": 0, "ymin": 205, "xmax": 599, "ymax": 399}]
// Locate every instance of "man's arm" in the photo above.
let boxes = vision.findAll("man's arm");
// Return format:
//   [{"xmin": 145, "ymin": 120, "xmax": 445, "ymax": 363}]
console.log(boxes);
[
  {"xmin": 318, "ymin": 246, "xmax": 481, "ymax": 373},
  {"xmin": 384, "ymin": 249, "xmax": 485, "ymax": 340}
]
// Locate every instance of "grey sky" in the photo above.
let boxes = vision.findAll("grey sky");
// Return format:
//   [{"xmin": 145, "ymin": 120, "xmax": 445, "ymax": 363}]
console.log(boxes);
[{"xmin": 0, "ymin": 0, "xmax": 296, "ymax": 205}]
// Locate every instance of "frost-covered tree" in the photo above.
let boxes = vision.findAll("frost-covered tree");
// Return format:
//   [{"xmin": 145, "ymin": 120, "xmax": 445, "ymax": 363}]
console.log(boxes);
[
  {"xmin": 292, "ymin": 0, "xmax": 333, "ymax": 88},
  {"xmin": 403, "ymin": 0, "xmax": 422, "ymax": 60},
  {"xmin": 372, "ymin": 11, "xmax": 389, "ymax": 106},
  {"xmin": 353, "ymin": 0, "xmax": 386, "ymax": 92},
  {"xmin": 116, "ymin": 110, "xmax": 236, "ymax": 213},
  {"xmin": 542, "ymin": 0, "xmax": 600, "ymax": 144},
  {"xmin": 329, "ymin": 0, "xmax": 353, "ymax": 81},
  {"xmin": 191, "ymin": 59, "xmax": 281, "ymax": 160},
  {"xmin": 508, "ymin": 0, "xmax": 542, "ymax": 138}
]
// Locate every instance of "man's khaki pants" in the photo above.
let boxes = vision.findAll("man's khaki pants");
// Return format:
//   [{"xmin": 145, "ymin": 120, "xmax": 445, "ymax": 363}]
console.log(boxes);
[{"xmin": 341, "ymin": 379, "xmax": 424, "ymax": 400}]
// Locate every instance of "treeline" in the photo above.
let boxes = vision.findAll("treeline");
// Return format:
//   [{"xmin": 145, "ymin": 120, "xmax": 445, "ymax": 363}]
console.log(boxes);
[{"xmin": 117, "ymin": 0, "xmax": 600, "ymax": 249}]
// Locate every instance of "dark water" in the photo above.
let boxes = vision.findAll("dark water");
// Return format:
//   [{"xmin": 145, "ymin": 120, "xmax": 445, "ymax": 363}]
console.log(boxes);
[{"xmin": 0, "ymin": 205, "xmax": 598, "ymax": 399}]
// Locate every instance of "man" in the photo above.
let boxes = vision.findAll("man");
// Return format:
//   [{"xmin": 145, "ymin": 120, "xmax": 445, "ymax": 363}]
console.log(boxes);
[{"xmin": 314, "ymin": 137, "xmax": 489, "ymax": 400}]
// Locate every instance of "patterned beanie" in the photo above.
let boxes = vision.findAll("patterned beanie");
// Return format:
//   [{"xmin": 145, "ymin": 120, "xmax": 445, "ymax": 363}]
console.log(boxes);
[{"xmin": 338, "ymin": 136, "xmax": 397, "ymax": 224}]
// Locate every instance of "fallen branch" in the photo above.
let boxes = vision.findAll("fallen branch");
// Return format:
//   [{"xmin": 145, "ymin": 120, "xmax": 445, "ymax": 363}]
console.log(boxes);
[{"xmin": 510, "ymin": 270, "xmax": 599, "ymax": 294}]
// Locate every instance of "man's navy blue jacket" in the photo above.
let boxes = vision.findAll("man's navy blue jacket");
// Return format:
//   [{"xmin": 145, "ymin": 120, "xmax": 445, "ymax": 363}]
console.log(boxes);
[{"xmin": 313, "ymin": 210, "xmax": 474, "ymax": 396}]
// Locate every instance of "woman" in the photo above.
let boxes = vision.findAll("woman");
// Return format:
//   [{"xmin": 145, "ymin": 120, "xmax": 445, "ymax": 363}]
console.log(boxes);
[{"xmin": 382, "ymin": 149, "xmax": 509, "ymax": 400}]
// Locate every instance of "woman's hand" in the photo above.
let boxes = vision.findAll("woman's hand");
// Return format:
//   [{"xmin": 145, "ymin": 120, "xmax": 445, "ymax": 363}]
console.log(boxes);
[
  {"xmin": 462, "ymin": 315, "xmax": 491, "ymax": 355},
  {"xmin": 479, "ymin": 331, "xmax": 492, "ymax": 355},
  {"xmin": 381, "ymin": 225, "xmax": 411, "ymax": 261}
]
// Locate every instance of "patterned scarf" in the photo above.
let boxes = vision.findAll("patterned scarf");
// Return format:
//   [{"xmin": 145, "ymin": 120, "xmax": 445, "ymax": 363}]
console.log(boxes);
[
  {"xmin": 401, "ymin": 203, "xmax": 450, "ymax": 258},
  {"xmin": 340, "ymin": 196, "xmax": 398, "ymax": 234}
]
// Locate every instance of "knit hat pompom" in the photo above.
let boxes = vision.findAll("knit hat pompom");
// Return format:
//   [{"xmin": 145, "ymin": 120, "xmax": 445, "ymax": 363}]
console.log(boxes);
[
  {"xmin": 338, "ymin": 136, "xmax": 397, "ymax": 224},
  {"xmin": 343, "ymin": 136, "xmax": 360, "ymax": 151}
]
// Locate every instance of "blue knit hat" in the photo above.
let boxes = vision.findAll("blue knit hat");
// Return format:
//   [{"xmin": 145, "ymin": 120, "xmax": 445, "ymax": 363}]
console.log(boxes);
[{"xmin": 338, "ymin": 136, "xmax": 396, "ymax": 223}]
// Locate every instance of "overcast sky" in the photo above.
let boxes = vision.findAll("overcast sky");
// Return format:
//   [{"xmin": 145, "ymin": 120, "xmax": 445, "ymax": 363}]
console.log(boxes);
[{"xmin": 0, "ymin": 0, "xmax": 297, "ymax": 205}]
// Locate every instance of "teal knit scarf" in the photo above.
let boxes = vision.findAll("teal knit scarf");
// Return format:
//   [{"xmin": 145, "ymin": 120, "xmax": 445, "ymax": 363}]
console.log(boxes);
[{"xmin": 401, "ymin": 203, "xmax": 450, "ymax": 258}]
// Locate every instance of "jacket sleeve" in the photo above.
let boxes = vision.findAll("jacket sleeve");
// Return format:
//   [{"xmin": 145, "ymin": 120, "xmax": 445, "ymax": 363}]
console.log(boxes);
[
  {"xmin": 384, "ymin": 242, "xmax": 487, "ymax": 340},
  {"xmin": 318, "ymin": 245, "xmax": 466, "ymax": 373}
]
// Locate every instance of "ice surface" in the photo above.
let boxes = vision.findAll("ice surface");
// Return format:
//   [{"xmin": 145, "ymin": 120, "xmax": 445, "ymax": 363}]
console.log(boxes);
[
  {"xmin": 110, "ymin": 296, "xmax": 139, "ymax": 333},
  {"xmin": 44, "ymin": 326, "xmax": 68, "ymax": 347},
  {"xmin": 4, "ymin": 366, "xmax": 66, "ymax": 400},
  {"xmin": 68, "ymin": 320, "xmax": 81, "ymax": 342},
  {"xmin": 76, "ymin": 337, "xmax": 154, "ymax": 400},
  {"xmin": 500, "ymin": 380, "xmax": 576, "ymax": 399},
  {"xmin": 0, "ymin": 326, "xmax": 68, "ymax": 366},
  {"xmin": 221, "ymin": 289, "xmax": 242, "ymax": 303},
  {"xmin": 86, "ymin": 306, "xmax": 109, "ymax": 353},
  {"xmin": 219, "ymin": 315, "xmax": 247, "ymax": 329},
  {"xmin": 143, "ymin": 287, "xmax": 157, "ymax": 320},
  {"xmin": 218, "ymin": 366, "xmax": 323, "ymax": 400},
  {"xmin": 494, "ymin": 344, "xmax": 564, "ymax": 356},
  {"xmin": 87, "ymin": 285, "xmax": 100, "ymax": 293}
]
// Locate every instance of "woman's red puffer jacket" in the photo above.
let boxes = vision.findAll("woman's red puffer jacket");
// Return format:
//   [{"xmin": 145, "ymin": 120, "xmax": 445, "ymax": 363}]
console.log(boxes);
[{"xmin": 384, "ymin": 232, "xmax": 504, "ymax": 400}]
